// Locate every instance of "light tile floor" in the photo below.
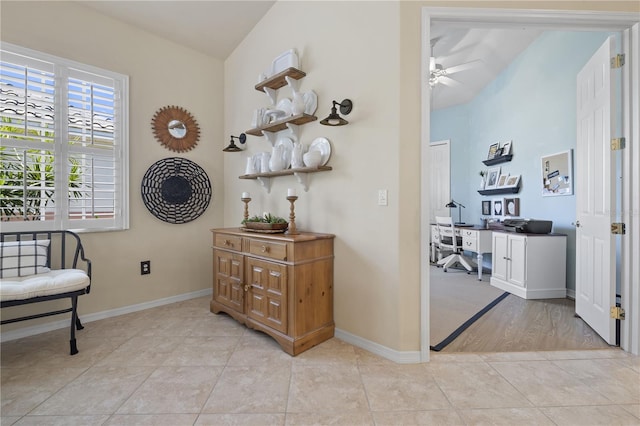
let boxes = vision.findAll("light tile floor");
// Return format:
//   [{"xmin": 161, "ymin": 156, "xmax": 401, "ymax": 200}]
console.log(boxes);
[{"xmin": 1, "ymin": 296, "xmax": 639, "ymax": 425}]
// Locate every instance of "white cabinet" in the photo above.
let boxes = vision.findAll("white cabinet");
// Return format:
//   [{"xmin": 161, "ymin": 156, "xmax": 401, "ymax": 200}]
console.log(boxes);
[{"xmin": 490, "ymin": 231, "xmax": 566, "ymax": 299}]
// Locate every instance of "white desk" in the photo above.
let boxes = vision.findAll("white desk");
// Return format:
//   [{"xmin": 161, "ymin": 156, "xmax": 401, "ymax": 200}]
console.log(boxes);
[{"xmin": 431, "ymin": 225, "xmax": 493, "ymax": 280}]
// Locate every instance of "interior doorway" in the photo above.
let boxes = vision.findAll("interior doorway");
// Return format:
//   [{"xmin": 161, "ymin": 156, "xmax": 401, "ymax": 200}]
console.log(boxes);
[{"xmin": 420, "ymin": 7, "xmax": 640, "ymax": 361}]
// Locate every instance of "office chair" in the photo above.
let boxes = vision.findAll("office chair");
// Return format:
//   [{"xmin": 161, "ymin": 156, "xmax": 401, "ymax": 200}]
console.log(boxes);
[{"xmin": 435, "ymin": 216, "xmax": 476, "ymax": 273}]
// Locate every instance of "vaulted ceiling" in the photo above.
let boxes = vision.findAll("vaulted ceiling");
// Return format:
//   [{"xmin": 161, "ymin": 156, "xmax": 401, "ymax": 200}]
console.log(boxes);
[{"xmin": 78, "ymin": 1, "xmax": 541, "ymax": 110}]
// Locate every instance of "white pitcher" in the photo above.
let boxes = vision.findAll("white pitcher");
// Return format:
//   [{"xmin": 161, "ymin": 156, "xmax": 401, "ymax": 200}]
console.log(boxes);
[
  {"xmin": 269, "ymin": 145, "xmax": 285, "ymax": 171},
  {"xmin": 292, "ymin": 92, "xmax": 306, "ymax": 116},
  {"xmin": 245, "ymin": 156, "xmax": 257, "ymax": 175},
  {"xmin": 291, "ymin": 141, "xmax": 304, "ymax": 168}
]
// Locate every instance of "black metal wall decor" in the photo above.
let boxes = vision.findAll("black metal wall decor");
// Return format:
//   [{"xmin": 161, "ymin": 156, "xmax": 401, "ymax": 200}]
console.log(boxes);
[{"xmin": 141, "ymin": 157, "xmax": 212, "ymax": 224}]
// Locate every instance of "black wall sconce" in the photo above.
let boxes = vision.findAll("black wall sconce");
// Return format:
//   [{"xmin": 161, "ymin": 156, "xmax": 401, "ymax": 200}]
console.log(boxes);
[
  {"xmin": 223, "ymin": 133, "xmax": 246, "ymax": 152},
  {"xmin": 320, "ymin": 99, "xmax": 353, "ymax": 126}
]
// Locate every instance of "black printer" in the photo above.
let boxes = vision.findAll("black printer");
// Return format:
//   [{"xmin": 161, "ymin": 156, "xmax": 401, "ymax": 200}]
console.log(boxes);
[{"xmin": 502, "ymin": 219, "xmax": 553, "ymax": 234}]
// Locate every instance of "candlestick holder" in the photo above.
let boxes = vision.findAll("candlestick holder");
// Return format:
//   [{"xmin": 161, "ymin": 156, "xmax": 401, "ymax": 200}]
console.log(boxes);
[
  {"xmin": 286, "ymin": 195, "xmax": 299, "ymax": 235},
  {"xmin": 241, "ymin": 197, "xmax": 251, "ymax": 223}
]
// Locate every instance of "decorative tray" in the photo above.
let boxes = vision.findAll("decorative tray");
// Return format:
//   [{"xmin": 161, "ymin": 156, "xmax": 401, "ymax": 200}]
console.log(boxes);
[
  {"xmin": 240, "ymin": 227, "xmax": 287, "ymax": 234},
  {"xmin": 241, "ymin": 222, "xmax": 288, "ymax": 233}
]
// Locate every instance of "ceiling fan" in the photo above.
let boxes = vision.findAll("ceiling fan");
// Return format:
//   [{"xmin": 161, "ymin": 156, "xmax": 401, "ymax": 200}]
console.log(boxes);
[
  {"xmin": 429, "ymin": 36, "xmax": 482, "ymax": 88},
  {"xmin": 429, "ymin": 57, "xmax": 481, "ymax": 88}
]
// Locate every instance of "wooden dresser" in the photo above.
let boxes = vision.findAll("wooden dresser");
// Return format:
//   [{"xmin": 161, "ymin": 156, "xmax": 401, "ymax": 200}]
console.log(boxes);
[{"xmin": 210, "ymin": 228, "xmax": 335, "ymax": 356}]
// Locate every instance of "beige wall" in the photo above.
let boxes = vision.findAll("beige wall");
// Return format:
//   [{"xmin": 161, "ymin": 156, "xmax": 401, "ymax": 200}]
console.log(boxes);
[
  {"xmin": 2, "ymin": 0, "xmax": 637, "ymax": 352},
  {"xmin": 1, "ymin": 1, "xmax": 225, "ymax": 331},
  {"xmin": 225, "ymin": 1, "xmax": 405, "ymax": 349}
]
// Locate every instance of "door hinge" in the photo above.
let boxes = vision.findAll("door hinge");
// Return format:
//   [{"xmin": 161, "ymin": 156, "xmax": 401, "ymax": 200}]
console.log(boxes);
[
  {"xmin": 610, "ymin": 306, "xmax": 625, "ymax": 320},
  {"xmin": 611, "ymin": 223, "xmax": 626, "ymax": 235},
  {"xmin": 611, "ymin": 54, "xmax": 625, "ymax": 68},
  {"xmin": 611, "ymin": 138, "xmax": 626, "ymax": 150}
]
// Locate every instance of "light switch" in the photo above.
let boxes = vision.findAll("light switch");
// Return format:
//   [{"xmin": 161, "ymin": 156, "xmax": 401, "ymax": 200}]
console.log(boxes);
[{"xmin": 378, "ymin": 189, "xmax": 388, "ymax": 206}]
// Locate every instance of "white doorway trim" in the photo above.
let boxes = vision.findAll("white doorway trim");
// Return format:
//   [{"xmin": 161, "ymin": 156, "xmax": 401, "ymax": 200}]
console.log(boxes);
[{"xmin": 420, "ymin": 7, "xmax": 640, "ymax": 362}]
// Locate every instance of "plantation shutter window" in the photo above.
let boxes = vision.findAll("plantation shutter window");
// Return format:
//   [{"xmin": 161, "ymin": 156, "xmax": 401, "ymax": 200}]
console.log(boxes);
[{"xmin": 0, "ymin": 44, "xmax": 129, "ymax": 232}]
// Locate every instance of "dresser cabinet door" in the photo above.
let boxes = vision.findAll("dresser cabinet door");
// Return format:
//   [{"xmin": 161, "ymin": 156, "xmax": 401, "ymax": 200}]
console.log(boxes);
[
  {"xmin": 213, "ymin": 250, "xmax": 245, "ymax": 313},
  {"xmin": 506, "ymin": 235, "xmax": 527, "ymax": 288},
  {"xmin": 246, "ymin": 257, "xmax": 288, "ymax": 334},
  {"xmin": 492, "ymin": 232, "xmax": 508, "ymax": 281}
]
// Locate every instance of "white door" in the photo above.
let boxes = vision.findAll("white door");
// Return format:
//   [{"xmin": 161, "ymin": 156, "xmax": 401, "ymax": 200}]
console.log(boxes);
[
  {"xmin": 575, "ymin": 37, "xmax": 617, "ymax": 344},
  {"xmin": 429, "ymin": 140, "xmax": 450, "ymax": 222}
]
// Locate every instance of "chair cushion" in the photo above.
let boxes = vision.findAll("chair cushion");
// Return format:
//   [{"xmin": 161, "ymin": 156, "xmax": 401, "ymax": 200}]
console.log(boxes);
[
  {"xmin": 0, "ymin": 240, "xmax": 51, "ymax": 278},
  {"xmin": 0, "ymin": 269, "xmax": 89, "ymax": 302}
]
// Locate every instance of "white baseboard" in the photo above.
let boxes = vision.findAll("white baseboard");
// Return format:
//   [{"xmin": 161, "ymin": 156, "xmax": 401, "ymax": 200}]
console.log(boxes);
[
  {"xmin": 567, "ymin": 289, "xmax": 576, "ymax": 299},
  {"xmin": 0, "ymin": 288, "xmax": 212, "ymax": 343},
  {"xmin": 335, "ymin": 328, "xmax": 421, "ymax": 364}
]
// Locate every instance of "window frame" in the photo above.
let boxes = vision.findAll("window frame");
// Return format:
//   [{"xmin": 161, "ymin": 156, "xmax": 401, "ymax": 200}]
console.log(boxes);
[{"xmin": 1, "ymin": 42, "xmax": 129, "ymax": 233}]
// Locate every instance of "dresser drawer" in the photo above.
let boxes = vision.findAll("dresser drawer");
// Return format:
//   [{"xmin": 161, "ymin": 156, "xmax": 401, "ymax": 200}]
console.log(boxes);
[
  {"xmin": 462, "ymin": 229, "xmax": 477, "ymax": 238},
  {"xmin": 462, "ymin": 237, "xmax": 478, "ymax": 251},
  {"xmin": 214, "ymin": 234, "xmax": 242, "ymax": 251},
  {"xmin": 246, "ymin": 238, "xmax": 287, "ymax": 261}
]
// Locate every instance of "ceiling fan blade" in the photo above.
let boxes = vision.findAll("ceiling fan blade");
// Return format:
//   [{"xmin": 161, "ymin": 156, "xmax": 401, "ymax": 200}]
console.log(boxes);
[
  {"xmin": 444, "ymin": 59, "xmax": 482, "ymax": 75},
  {"xmin": 439, "ymin": 76, "xmax": 461, "ymax": 87}
]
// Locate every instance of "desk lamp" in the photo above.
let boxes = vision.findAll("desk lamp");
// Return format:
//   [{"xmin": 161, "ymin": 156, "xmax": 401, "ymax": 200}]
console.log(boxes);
[{"xmin": 446, "ymin": 200, "xmax": 465, "ymax": 224}]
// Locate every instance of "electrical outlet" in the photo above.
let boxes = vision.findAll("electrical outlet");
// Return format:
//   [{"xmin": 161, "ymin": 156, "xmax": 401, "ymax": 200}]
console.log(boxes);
[
  {"xmin": 141, "ymin": 260, "xmax": 151, "ymax": 275},
  {"xmin": 378, "ymin": 189, "xmax": 388, "ymax": 206}
]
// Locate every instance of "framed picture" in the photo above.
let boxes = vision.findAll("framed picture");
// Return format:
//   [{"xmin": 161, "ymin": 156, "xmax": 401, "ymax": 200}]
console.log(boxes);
[
  {"xmin": 497, "ymin": 173, "xmax": 510, "ymax": 187},
  {"xmin": 485, "ymin": 166, "xmax": 501, "ymax": 189},
  {"xmin": 541, "ymin": 149, "xmax": 573, "ymax": 196},
  {"xmin": 504, "ymin": 197, "xmax": 520, "ymax": 216},
  {"xmin": 482, "ymin": 200, "xmax": 491, "ymax": 216},
  {"xmin": 501, "ymin": 140, "xmax": 512, "ymax": 156},
  {"xmin": 487, "ymin": 143, "xmax": 499, "ymax": 160},
  {"xmin": 492, "ymin": 198, "xmax": 503, "ymax": 216},
  {"xmin": 504, "ymin": 174, "xmax": 521, "ymax": 188}
]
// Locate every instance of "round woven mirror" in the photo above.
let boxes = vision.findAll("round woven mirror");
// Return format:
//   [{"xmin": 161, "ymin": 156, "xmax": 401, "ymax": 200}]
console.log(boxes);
[{"xmin": 151, "ymin": 105, "xmax": 200, "ymax": 152}]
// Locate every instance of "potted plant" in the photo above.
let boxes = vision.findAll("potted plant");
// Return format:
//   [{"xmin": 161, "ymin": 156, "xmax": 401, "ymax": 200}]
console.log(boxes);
[
  {"xmin": 242, "ymin": 213, "xmax": 288, "ymax": 231},
  {"xmin": 479, "ymin": 170, "xmax": 486, "ymax": 189}
]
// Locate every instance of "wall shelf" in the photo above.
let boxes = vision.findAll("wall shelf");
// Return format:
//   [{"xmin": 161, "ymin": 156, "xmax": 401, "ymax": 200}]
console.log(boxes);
[
  {"xmin": 482, "ymin": 154, "xmax": 513, "ymax": 166},
  {"xmin": 246, "ymin": 113, "xmax": 317, "ymax": 137},
  {"xmin": 239, "ymin": 166, "xmax": 332, "ymax": 193},
  {"xmin": 478, "ymin": 185, "xmax": 520, "ymax": 195},
  {"xmin": 255, "ymin": 67, "xmax": 306, "ymax": 92}
]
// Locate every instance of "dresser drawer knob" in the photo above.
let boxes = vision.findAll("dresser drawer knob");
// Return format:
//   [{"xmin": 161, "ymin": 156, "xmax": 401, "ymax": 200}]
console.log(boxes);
[
  {"xmin": 261, "ymin": 245, "xmax": 270, "ymax": 253},
  {"xmin": 224, "ymin": 239, "xmax": 231, "ymax": 246}
]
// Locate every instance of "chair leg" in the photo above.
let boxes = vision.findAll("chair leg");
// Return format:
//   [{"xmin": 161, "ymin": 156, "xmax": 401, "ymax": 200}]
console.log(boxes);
[
  {"xmin": 458, "ymin": 255, "xmax": 477, "ymax": 273},
  {"xmin": 76, "ymin": 316, "xmax": 84, "ymax": 330},
  {"xmin": 70, "ymin": 295, "xmax": 79, "ymax": 355}
]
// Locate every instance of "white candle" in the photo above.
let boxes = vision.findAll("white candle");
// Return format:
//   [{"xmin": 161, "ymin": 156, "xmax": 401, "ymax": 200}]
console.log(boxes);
[
  {"xmin": 242, "ymin": 192, "xmax": 250, "ymax": 199},
  {"xmin": 287, "ymin": 188, "xmax": 296, "ymax": 197}
]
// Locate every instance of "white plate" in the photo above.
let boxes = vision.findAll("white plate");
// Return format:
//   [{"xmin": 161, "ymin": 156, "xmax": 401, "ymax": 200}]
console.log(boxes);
[
  {"xmin": 277, "ymin": 98, "xmax": 293, "ymax": 117},
  {"xmin": 309, "ymin": 137, "xmax": 331, "ymax": 166},
  {"xmin": 276, "ymin": 137, "xmax": 294, "ymax": 168},
  {"xmin": 303, "ymin": 91, "xmax": 318, "ymax": 115}
]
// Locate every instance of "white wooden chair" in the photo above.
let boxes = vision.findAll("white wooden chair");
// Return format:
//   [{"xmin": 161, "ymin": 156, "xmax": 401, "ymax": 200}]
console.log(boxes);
[{"xmin": 435, "ymin": 216, "xmax": 476, "ymax": 273}]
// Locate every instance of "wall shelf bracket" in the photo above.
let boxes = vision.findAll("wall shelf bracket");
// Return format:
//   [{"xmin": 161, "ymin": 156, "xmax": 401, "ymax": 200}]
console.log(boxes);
[
  {"xmin": 263, "ymin": 87, "xmax": 277, "ymax": 105},
  {"xmin": 284, "ymin": 75, "xmax": 301, "ymax": 94},
  {"xmin": 261, "ymin": 130, "xmax": 278, "ymax": 146},
  {"xmin": 256, "ymin": 176, "xmax": 272, "ymax": 193},
  {"xmin": 293, "ymin": 172, "xmax": 309, "ymax": 191},
  {"xmin": 285, "ymin": 123, "xmax": 300, "ymax": 141}
]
